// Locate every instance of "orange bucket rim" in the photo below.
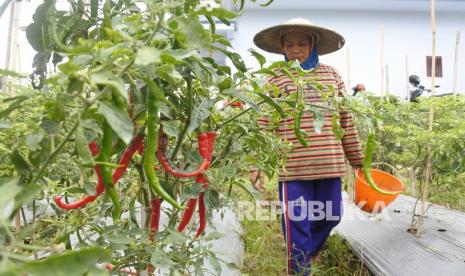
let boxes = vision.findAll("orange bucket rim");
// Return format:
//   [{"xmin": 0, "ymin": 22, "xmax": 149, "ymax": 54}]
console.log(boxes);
[{"xmin": 355, "ymin": 168, "xmax": 405, "ymax": 194}]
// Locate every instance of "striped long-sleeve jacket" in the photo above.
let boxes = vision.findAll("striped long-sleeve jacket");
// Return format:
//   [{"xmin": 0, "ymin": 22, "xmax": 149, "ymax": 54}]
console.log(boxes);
[{"xmin": 259, "ymin": 63, "xmax": 364, "ymax": 181}]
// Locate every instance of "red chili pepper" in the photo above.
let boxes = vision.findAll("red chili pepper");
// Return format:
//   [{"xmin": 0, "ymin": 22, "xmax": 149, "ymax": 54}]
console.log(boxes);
[
  {"xmin": 157, "ymin": 127, "xmax": 210, "ymax": 178},
  {"xmin": 195, "ymin": 192, "xmax": 206, "ymax": 239},
  {"xmin": 112, "ymin": 134, "xmax": 144, "ymax": 183},
  {"xmin": 149, "ymin": 198, "xmax": 161, "ymax": 240},
  {"xmin": 176, "ymin": 131, "xmax": 216, "ymax": 238},
  {"xmin": 177, "ymin": 198, "xmax": 198, "ymax": 232},
  {"xmin": 54, "ymin": 142, "xmax": 104, "ymax": 209},
  {"xmin": 224, "ymin": 99, "xmax": 245, "ymax": 109},
  {"xmin": 55, "ymin": 136, "xmax": 143, "ymax": 210}
]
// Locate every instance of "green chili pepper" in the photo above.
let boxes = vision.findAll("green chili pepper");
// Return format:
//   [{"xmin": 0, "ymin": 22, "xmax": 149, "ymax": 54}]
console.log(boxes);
[
  {"xmin": 90, "ymin": 0, "xmax": 98, "ymax": 19},
  {"xmin": 103, "ymin": 0, "xmax": 112, "ymax": 31},
  {"xmin": 363, "ymin": 133, "xmax": 398, "ymax": 195},
  {"xmin": 47, "ymin": 6, "xmax": 71, "ymax": 53},
  {"xmin": 144, "ymin": 82, "xmax": 182, "ymax": 210},
  {"xmin": 294, "ymin": 103, "xmax": 309, "ymax": 148},
  {"xmin": 58, "ymin": 0, "xmax": 84, "ymax": 42},
  {"xmin": 100, "ymin": 120, "xmax": 122, "ymax": 220}
]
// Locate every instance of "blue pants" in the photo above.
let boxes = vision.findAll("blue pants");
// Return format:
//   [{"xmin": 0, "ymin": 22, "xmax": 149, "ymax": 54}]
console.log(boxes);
[{"xmin": 278, "ymin": 178, "xmax": 342, "ymax": 275}]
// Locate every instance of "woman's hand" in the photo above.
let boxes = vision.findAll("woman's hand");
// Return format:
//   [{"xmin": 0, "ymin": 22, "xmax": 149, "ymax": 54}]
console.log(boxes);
[{"xmin": 250, "ymin": 170, "xmax": 265, "ymax": 192}]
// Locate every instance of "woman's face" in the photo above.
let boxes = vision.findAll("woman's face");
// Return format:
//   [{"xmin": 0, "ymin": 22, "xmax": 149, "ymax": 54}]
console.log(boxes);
[{"xmin": 282, "ymin": 32, "xmax": 312, "ymax": 63}]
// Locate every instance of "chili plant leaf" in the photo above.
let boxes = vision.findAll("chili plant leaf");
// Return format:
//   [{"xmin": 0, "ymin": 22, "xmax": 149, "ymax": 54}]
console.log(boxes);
[
  {"xmin": 248, "ymin": 48, "xmax": 266, "ymax": 68},
  {"xmin": 10, "ymin": 149, "xmax": 32, "ymax": 174},
  {"xmin": 0, "ymin": 247, "xmax": 111, "ymax": 276},
  {"xmin": 172, "ymin": 15, "xmax": 211, "ymax": 49},
  {"xmin": 135, "ymin": 46, "xmax": 161, "ymax": 67},
  {"xmin": 75, "ymin": 122, "xmax": 95, "ymax": 166},
  {"xmin": 0, "ymin": 95, "xmax": 29, "ymax": 119},
  {"xmin": 253, "ymin": 91, "xmax": 284, "ymax": 116},
  {"xmin": 331, "ymin": 112, "xmax": 345, "ymax": 140},
  {"xmin": 98, "ymin": 102, "xmax": 134, "ymax": 145},
  {"xmin": 188, "ymin": 97, "xmax": 213, "ymax": 133},
  {"xmin": 91, "ymin": 71, "xmax": 129, "ymax": 103},
  {"xmin": 207, "ymin": 251, "xmax": 222, "ymax": 275},
  {"xmin": 0, "ymin": 176, "xmax": 20, "ymax": 220},
  {"xmin": 312, "ymin": 110, "xmax": 325, "ymax": 134}
]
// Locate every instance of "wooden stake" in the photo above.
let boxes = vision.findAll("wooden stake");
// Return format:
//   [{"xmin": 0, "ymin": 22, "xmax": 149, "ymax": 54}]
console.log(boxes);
[
  {"xmin": 453, "ymin": 31, "xmax": 461, "ymax": 95},
  {"xmin": 380, "ymin": 26, "xmax": 385, "ymax": 100},
  {"xmin": 412, "ymin": 0, "xmax": 436, "ymax": 237},
  {"xmin": 405, "ymin": 55, "xmax": 410, "ymax": 100},
  {"xmin": 346, "ymin": 48, "xmax": 352, "ymax": 91}
]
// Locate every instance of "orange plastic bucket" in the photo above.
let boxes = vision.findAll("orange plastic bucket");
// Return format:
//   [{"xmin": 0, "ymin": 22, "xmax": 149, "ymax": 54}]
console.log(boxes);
[{"xmin": 354, "ymin": 168, "xmax": 404, "ymax": 213}]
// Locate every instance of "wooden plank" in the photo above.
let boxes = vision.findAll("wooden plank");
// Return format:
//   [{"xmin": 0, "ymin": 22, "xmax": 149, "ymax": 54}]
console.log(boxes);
[{"xmin": 336, "ymin": 194, "xmax": 465, "ymax": 276}]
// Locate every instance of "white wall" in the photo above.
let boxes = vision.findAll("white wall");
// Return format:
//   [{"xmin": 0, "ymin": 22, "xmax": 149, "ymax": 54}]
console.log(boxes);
[{"xmin": 232, "ymin": 9, "xmax": 465, "ymax": 97}]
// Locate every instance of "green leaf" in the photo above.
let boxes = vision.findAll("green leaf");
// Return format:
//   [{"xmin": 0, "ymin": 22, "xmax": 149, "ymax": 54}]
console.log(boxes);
[
  {"xmin": 75, "ymin": 122, "xmax": 95, "ymax": 166},
  {"xmin": 227, "ymin": 52, "xmax": 247, "ymax": 72},
  {"xmin": 156, "ymin": 64, "xmax": 183, "ymax": 85},
  {"xmin": 239, "ymin": 0, "xmax": 246, "ymax": 11},
  {"xmin": 0, "ymin": 69, "xmax": 27, "ymax": 78},
  {"xmin": 249, "ymin": 48, "xmax": 266, "ymax": 68},
  {"xmin": 233, "ymin": 181, "xmax": 258, "ymax": 200},
  {"xmin": 197, "ymin": 8, "xmax": 237, "ymax": 19},
  {"xmin": 0, "ymin": 248, "xmax": 111, "ymax": 276},
  {"xmin": 135, "ymin": 47, "xmax": 161, "ymax": 66},
  {"xmin": 91, "ymin": 71, "xmax": 129, "ymax": 103},
  {"xmin": 173, "ymin": 15, "xmax": 211, "ymax": 49},
  {"xmin": 13, "ymin": 183, "xmax": 41, "ymax": 213},
  {"xmin": 253, "ymin": 92, "xmax": 284, "ymax": 116},
  {"xmin": 10, "ymin": 149, "xmax": 32, "ymax": 174},
  {"xmin": 204, "ymin": 231, "xmax": 224, "ymax": 241},
  {"xmin": 205, "ymin": 189, "xmax": 220, "ymax": 209},
  {"xmin": 331, "ymin": 112, "xmax": 345, "ymax": 140},
  {"xmin": 161, "ymin": 120, "xmax": 181, "ymax": 137},
  {"xmin": 0, "ymin": 95, "xmax": 29, "ymax": 119},
  {"xmin": 98, "ymin": 102, "xmax": 134, "ymax": 145},
  {"xmin": 194, "ymin": 258, "xmax": 204, "ymax": 276},
  {"xmin": 222, "ymin": 88, "xmax": 256, "ymax": 107},
  {"xmin": 0, "ymin": 177, "xmax": 20, "ymax": 220},
  {"xmin": 312, "ymin": 110, "xmax": 325, "ymax": 134},
  {"xmin": 188, "ymin": 97, "xmax": 213, "ymax": 133},
  {"xmin": 207, "ymin": 251, "xmax": 222, "ymax": 275},
  {"xmin": 44, "ymin": 100, "xmax": 66, "ymax": 122},
  {"xmin": 259, "ymin": 0, "xmax": 274, "ymax": 7},
  {"xmin": 25, "ymin": 130, "xmax": 44, "ymax": 152}
]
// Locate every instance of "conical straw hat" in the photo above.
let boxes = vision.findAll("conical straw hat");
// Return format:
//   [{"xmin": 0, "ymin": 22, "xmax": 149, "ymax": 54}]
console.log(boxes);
[{"xmin": 253, "ymin": 18, "xmax": 345, "ymax": 55}]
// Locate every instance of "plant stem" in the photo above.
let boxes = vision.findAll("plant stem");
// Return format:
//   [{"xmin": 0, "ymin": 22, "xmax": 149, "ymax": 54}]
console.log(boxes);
[{"xmin": 216, "ymin": 100, "xmax": 267, "ymax": 131}]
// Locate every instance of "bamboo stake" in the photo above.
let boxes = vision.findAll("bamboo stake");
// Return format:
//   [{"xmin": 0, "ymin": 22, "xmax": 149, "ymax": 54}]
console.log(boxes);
[
  {"xmin": 2, "ymin": 0, "xmax": 16, "ymax": 93},
  {"xmin": 453, "ymin": 31, "xmax": 460, "ymax": 95},
  {"xmin": 346, "ymin": 48, "xmax": 352, "ymax": 91},
  {"xmin": 405, "ymin": 55, "xmax": 410, "ymax": 100},
  {"xmin": 412, "ymin": 0, "xmax": 436, "ymax": 237},
  {"xmin": 385, "ymin": 65, "xmax": 390, "ymax": 97},
  {"xmin": 9, "ymin": 0, "xmax": 21, "ymax": 96},
  {"xmin": 380, "ymin": 26, "xmax": 385, "ymax": 100}
]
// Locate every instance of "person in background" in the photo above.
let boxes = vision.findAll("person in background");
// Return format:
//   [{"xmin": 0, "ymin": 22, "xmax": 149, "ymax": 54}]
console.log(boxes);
[
  {"xmin": 250, "ymin": 18, "xmax": 364, "ymax": 275},
  {"xmin": 352, "ymin": 83, "xmax": 366, "ymax": 96}
]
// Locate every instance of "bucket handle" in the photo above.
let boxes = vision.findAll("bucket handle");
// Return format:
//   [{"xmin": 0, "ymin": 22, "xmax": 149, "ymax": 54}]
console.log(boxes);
[{"xmin": 372, "ymin": 162, "xmax": 402, "ymax": 179}]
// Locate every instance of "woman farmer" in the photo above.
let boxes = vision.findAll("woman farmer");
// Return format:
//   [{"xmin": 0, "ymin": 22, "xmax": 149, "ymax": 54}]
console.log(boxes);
[{"xmin": 250, "ymin": 18, "xmax": 364, "ymax": 275}]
